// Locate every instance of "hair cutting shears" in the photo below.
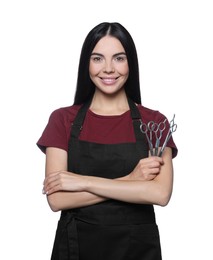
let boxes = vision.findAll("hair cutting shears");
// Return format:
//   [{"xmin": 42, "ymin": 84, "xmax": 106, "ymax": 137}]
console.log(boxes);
[
  {"xmin": 153, "ymin": 119, "xmax": 167, "ymax": 156},
  {"xmin": 140, "ymin": 120, "xmax": 154, "ymax": 156},
  {"xmin": 158, "ymin": 114, "xmax": 177, "ymax": 157},
  {"xmin": 140, "ymin": 115, "xmax": 177, "ymax": 157}
]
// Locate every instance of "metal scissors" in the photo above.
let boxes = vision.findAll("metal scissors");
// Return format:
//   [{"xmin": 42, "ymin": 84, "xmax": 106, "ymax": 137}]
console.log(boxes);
[
  {"xmin": 158, "ymin": 114, "xmax": 177, "ymax": 157},
  {"xmin": 140, "ymin": 120, "xmax": 154, "ymax": 156},
  {"xmin": 147, "ymin": 120, "xmax": 155, "ymax": 150},
  {"xmin": 153, "ymin": 119, "xmax": 166, "ymax": 156}
]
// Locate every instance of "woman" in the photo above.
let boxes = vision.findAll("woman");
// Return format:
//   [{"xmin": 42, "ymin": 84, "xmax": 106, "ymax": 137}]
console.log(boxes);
[{"xmin": 37, "ymin": 22, "xmax": 178, "ymax": 260}]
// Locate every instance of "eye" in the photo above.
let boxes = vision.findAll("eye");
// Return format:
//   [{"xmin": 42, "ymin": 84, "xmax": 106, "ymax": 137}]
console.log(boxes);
[
  {"xmin": 91, "ymin": 55, "xmax": 103, "ymax": 63},
  {"xmin": 114, "ymin": 55, "xmax": 127, "ymax": 62}
]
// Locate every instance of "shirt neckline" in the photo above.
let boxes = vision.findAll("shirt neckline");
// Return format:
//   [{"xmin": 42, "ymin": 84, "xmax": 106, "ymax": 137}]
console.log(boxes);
[{"xmin": 88, "ymin": 109, "xmax": 131, "ymax": 119}]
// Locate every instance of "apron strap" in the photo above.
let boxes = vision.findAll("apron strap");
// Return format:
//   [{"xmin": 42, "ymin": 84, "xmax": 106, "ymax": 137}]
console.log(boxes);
[
  {"xmin": 71, "ymin": 99, "xmax": 92, "ymax": 138},
  {"xmin": 127, "ymin": 98, "xmax": 147, "ymax": 144},
  {"xmin": 127, "ymin": 97, "xmax": 141, "ymax": 120}
]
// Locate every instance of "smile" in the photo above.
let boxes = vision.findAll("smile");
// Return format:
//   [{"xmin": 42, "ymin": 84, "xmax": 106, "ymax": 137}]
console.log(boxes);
[{"xmin": 100, "ymin": 77, "xmax": 118, "ymax": 85}]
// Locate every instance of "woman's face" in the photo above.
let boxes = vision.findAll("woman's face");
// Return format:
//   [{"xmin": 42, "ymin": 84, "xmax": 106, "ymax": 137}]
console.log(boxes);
[{"xmin": 89, "ymin": 36, "xmax": 129, "ymax": 96}]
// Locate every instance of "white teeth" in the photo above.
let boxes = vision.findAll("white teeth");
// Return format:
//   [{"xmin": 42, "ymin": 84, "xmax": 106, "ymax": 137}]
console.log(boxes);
[{"xmin": 102, "ymin": 78, "xmax": 116, "ymax": 84}]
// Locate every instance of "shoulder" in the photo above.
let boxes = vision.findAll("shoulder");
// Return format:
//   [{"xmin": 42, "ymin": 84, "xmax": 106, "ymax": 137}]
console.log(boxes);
[
  {"xmin": 48, "ymin": 104, "xmax": 82, "ymax": 124},
  {"xmin": 137, "ymin": 104, "xmax": 166, "ymax": 123},
  {"xmin": 36, "ymin": 104, "xmax": 82, "ymax": 153}
]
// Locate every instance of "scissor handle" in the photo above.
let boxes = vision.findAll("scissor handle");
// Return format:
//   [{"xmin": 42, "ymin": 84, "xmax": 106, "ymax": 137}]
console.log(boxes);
[
  {"xmin": 158, "ymin": 119, "xmax": 167, "ymax": 131},
  {"xmin": 153, "ymin": 119, "xmax": 166, "ymax": 155},
  {"xmin": 140, "ymin": 121, "xmax": 148, "ymax": 133},
  {"xmin": 140, "ymin": 120, "xmax": 154, "ymax": 156},
  {"xmin": 169, "ymin": 114, "xmax": 177, "ymax": 133},
  {"xmin": 170, "ymin": 123, "xmax": 177, "ymax": 133},
  {"xmin": 147, "ymin": 121, "xmax": 155, "ymax": 131},
  {"xmin": 158, "ymin": 115, "xmax": 177, "ymax": 156}
]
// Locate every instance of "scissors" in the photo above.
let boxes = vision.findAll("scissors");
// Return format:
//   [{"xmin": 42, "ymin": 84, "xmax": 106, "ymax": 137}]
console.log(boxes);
[
  {"xmin": 158, "ymin": 114, "xmax": 177, "ymax": 157},
  {"xmin": 140, "ymin": 120, "xmax": 154, "ymax": 156},
  {"xmin": 153, "ymin": 119, "xmax": 167, "ymax": 156}
]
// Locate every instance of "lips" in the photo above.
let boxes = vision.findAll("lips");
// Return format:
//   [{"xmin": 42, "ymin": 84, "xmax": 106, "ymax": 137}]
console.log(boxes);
[{"xmin": 100, "ymin": 77, "xmax": 118, "ymax": 85}]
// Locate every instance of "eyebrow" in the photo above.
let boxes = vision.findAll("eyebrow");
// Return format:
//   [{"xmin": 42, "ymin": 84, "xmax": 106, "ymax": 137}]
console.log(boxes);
[{"xmin": 91, "ymin": 52, "xmax": 126, "ymax": 57}]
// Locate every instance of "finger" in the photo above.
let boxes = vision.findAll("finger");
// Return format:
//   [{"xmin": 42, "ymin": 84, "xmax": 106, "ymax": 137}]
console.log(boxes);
[
  {"xmin": 43, "ymin": 175, "xmax": 62, "ymax": 193},
  {"xmin": 43, "ymin": 178, "xmax": 62, "ymax": 195},
  {"xmin": 139, "ymin": 160, "xmax": 161, "ymax": 171},
  {"xmin": 45, "ymin": 184, "xmax": 61, "ymax": 195},
  {"xmin": 149, "ymin": 161, "xmax": 162, "ymax": 169},
  {"xmin": 146, "ymin": 174, "xmax": 158, "ymax": 181},
  {"xmin": 44, "ymin": 171, "xmax": 62, "ymax": 185},
  {"xmin": 153, "ymin": 156, "xmax": 164, "ymax": 165},
  {"xmin": 42, "ymin": 172, "xmax": 62, "ymax": 194}
]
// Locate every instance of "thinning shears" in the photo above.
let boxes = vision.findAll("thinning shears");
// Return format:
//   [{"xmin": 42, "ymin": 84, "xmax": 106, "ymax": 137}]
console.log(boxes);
[{"xmin": 158, "ymin": 114, "xmax": 177, "ymax": 157}]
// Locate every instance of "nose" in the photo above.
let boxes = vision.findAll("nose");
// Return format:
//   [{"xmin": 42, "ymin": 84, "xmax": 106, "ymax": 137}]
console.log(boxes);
[{"xmin": 103, "ymin": 60, "xmax": 115, "ymax": 73}]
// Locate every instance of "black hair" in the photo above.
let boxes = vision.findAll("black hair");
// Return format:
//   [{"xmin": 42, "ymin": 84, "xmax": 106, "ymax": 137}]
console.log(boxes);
[{"xmin": 73, "ymin": 22, "xmax": 141, "ymax": 105}]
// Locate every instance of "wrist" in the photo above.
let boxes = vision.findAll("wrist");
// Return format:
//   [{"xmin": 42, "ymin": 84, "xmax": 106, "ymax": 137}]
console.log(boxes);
[
  {"xmin": 82, "ymin": 175, "xmax": 92, "ymax": 191},
  {"xmin": 118, "ymin": 174, "xmax": 130, "ymax": 181}
]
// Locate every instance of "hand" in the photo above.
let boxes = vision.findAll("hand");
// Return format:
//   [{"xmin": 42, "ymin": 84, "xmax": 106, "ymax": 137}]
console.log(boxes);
[
  {"xmin": 43, "ymin": 171, "xmax": 87, "ymax": 195},
  {"xmin": 128, "ymin": 156, "xmax": 164, "ymax": 181}
]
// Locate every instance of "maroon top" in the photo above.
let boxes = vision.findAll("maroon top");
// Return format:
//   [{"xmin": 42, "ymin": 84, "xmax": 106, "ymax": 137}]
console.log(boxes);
[{"xmin": 37, "ymin": 104, "xmax": 178, "ymax": 158}]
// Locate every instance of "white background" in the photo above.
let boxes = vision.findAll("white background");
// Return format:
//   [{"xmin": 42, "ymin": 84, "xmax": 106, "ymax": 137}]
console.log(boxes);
[{"xmin": 0, "ymin": 0, "xmax": 213, "ymax": 259}]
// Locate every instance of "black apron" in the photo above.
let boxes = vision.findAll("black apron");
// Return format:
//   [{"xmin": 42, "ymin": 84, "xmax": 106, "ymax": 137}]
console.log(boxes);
[{"xmin": 51, "ymin": 98, "xmax": 162, "ymax": 260}]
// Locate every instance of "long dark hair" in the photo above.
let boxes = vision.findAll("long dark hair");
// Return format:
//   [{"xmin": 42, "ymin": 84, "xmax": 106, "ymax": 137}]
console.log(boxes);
[{"xmin": 73, "ymin": 22, "xmax": 141, "ymax": 105}]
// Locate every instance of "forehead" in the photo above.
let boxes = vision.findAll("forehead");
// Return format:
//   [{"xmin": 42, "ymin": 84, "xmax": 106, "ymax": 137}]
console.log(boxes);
[{"xmin": 92, "ymin": 36, "xmax": 125, "ymax": 53}]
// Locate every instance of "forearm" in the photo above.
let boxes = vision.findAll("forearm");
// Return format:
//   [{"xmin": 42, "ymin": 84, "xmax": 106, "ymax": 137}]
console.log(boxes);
[
  {"xmin": 47, "ymin": 191, "xmax": 106, "ymax": 212},
  {"xmin": 46, "ymin": 174, "xmax": 129, "ymax": 212},
  {"xmin": 85, "ymin": 176, "xmax": 172, "ymax": 206}
]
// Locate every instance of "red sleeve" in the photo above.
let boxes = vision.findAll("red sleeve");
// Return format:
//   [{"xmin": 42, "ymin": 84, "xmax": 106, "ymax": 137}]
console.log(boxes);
[{"xmin": 36, "ymin": 105, "xmax": 80, "ymax": 153}]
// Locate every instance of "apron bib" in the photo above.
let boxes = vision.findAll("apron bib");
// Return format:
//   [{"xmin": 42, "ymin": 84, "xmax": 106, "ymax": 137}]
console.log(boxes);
[{"xmin": 51, "ymin": 98, "xmax": 162, "ymax": 260}]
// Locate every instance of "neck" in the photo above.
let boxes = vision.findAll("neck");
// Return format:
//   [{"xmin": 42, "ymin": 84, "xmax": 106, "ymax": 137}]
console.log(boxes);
[{"xmin": 90, "ymin": 90, "xmax": 129, "ymax": 116}]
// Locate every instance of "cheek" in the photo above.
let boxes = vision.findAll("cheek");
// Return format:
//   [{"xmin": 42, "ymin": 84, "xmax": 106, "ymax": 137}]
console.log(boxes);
[
  {"xmin": 89, "ymin": 63, "xmax": 94, "ymax": 76},
  {"xmin": 89, "ymin": 63, "xmax": 100, "ymax": 77},
  {"xmin": 89, "ymin": 65, "xmax": 99, "ymax": 84},
  {"xmin": 124, "ymin": 66, "xmax": 129, "ymax": 75},
  {"xmin": 117, "ymin": 63, "xmax": 129, "ymax": 75}
]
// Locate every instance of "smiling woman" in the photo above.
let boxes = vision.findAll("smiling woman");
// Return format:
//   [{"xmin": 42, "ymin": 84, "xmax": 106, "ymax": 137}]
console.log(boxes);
[{"xmin": 37, "ymin": 22, "xmax": 178, "ymax": 260}]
